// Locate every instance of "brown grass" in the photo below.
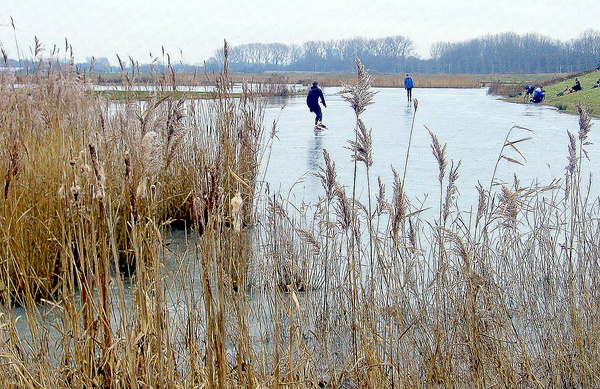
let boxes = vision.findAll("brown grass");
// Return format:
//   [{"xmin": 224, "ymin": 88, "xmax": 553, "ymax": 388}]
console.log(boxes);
[
  {"xmin": 0, "ymin": 52, "xmax": 599, "ymax": 389},
  {"xmin": 225, "ymin": 72, "xmax": 482, "ymax": 89}
]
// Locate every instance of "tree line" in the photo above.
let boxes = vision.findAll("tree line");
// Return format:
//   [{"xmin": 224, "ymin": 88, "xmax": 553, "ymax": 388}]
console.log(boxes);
[
  {"xmin": 208, "ymin": 36, "xmax": 414, "ymax": 73},
  {"xmin": 205, "ymin": 30, "xmax": 600, "ymax": 74},
  {"xmin": 2, "ymin": 30, "xmax": 598, "ymax": 75}
]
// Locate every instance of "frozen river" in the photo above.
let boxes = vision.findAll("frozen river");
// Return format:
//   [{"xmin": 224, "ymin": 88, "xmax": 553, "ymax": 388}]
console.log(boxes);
[{"xmin": 261, "ymin": 87, "xmax": 600, "ymax": 211}]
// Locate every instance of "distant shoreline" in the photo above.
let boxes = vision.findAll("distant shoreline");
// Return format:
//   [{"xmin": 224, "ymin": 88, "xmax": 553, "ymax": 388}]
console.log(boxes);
[
  {"xmin": 15, "ymin": 70, "xmax": 599, "ymax": 115},
  {"xmin": 11, "ymin": 70, "xmax": 569, "ymax": 89}
]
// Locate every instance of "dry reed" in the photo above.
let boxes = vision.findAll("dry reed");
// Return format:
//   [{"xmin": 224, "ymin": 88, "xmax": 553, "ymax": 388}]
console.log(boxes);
[{"xmin": 0, "ymin": 49, "xmax": 599, "ymax": 389}]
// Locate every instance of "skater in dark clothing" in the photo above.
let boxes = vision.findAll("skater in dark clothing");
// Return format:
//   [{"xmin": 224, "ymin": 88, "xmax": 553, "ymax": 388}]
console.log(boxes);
[
  {"xmin": 404, "ymin": 74, "xmax": 414, "ymax": 101},
  {"xmin": 307, "ymin": 81, "xmax": 326, "ymax": 130}
]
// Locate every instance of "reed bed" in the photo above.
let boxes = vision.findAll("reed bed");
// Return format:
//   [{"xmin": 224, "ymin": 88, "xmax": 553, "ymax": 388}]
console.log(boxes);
[
  {"xmin": 294, "ymin": 73, "xmax": 482, "ymax": 89},
  {"xmin": 203, "ymin": 72, "xmax": 482, "ymax": 89},
  {"xmin": 0, "ymin": 51, "xmax": 599, "ymax": 389}
]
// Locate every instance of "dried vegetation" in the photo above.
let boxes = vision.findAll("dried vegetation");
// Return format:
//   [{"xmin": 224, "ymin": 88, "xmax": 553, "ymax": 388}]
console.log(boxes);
[{"xmin": 0, "ymin": 52, "xmax": 599, "ymax": 388}]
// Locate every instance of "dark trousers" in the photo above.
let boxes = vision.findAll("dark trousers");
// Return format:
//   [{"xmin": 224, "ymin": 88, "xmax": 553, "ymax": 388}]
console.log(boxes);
[
  {"xmin": 406, "ymin": 87, "xmax": 412, "ymax": 101},
  {"xmin": 310, "ymin": 105, "xmax": 322, "ymax": 124}
]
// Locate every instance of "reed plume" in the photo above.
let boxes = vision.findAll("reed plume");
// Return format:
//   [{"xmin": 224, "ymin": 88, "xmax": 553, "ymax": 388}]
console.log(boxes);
[
  {"xmin": 141, "ymin": 130, "xmax": 164, "ymax": 179},
  {"xmin": 428, "ymin": 127, "xmax": 447, "ymax": 224},
  {"xmin": 577, "ymin": 103, "xmax": 592, "ymax": 143},
  {"xmin": 565, "ymin": 131, "xmax": 577, "ymax": 176},
  {"xmin": 340, "ymin": 58, "xmax": 377, "ymax": 116},
  {"xmin": 475, "ymin": 183, "xmax": 487, "ymax": 228},
  {"xmin": 390, "ymin": 167, "xmax": 406, "ymax": 240},
  {"xmin": 443, "ymin": 161, "xmax": 461, "ymax": 225},
  {"xmin": 3, "ymin": 132, "xmax": 22, "ymax": 199},
  {"xmin": 347, "ymin": 118, "xmax": 373, "ymax": 168},
  {"xmin": 316, "ymin": 148, "xmax": 338, "ymax": 201},
  {"xmin": 428, "ymin": 127, "xmax": 447, "ymax": 184},
  {"xmin": 496, "ymin": 185, "xmax": 519, "ymax": 229},
  {"xmin": 230, "ymin": 191, "xmax": 243, "ymax": 232}
]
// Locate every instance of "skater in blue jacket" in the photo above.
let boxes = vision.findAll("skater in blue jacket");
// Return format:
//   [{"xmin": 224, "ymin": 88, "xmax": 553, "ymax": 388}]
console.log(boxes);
[{"xmin": 404, "ymin": 74, "xmax": 414, "ymax": 101}]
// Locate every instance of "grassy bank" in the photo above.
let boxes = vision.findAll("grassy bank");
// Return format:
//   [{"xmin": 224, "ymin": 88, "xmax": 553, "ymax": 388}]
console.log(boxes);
[
  {"xmin": 534, "ymin": 70, "xmax": 600, "ymax": 115},
  {"xmin": 94, "ymin": 89, "xmax": 215, "ymax": 100},
  {"xmin": 497, "ymin": 69, "xmax": 600, "ymax": 116},
  {"xmin": 1, "ymin": 56, "xmax": 599, "ymax": 388},
  {"xmin": 80, "ymin": 71, "xmax": 582, "ymax": 101}
]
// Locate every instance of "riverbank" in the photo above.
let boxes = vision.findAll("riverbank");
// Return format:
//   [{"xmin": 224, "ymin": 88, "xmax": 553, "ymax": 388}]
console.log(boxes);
[
  {"xmin": 78, "ymin": 69, "xmax": 600, "ymax": 116},
  {"xmin": 501, "ymin": 69, "xmax": 600, "ymax": 117},
  {"xmin": 90, "ymin": 71, "xmax": 484, "ymax": 88},
  {"xmin": 90, "ymin": 70, "xmax": 551, "ymax": 89},
  {"xmin": 84, "ymin": 72, "xmax": 484, "ymax": 101},
  {"xmin": 12, "ymin": 68, "xmax": 583, "ymax": 91},
  {"xmin": 231, "ymin": 72, "xmax": 483, "ymax": 88},
  {"xmin": 10, "ymin": 69, "xmax": 581, "ymax": 101}
]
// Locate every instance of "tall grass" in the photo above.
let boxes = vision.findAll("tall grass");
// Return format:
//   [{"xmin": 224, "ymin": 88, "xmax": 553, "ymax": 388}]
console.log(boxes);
[{"xmin": 0, "ymin": 49, "xmax": 599, "ymax": 389}]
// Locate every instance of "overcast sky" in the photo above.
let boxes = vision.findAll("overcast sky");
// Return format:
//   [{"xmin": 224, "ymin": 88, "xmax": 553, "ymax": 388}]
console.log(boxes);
[{"xmin": 1, "ymin": 0, "xmax": 598, "ymax": 65}]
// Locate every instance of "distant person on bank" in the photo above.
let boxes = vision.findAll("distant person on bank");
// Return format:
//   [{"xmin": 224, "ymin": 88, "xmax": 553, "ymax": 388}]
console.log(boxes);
[
  {"xmin": 531, "ymin": 86, "xmax": 545, "ymax": 103},
  {"xmin": 524, "ymin": 85, "xmax": 535, "ymax": 98},
  {"xmin": 307, "ymin": 81, "xmax": 327, "ymax": 130},
  {"xmin": 404, "ymin": 74, "xmax": 414, "ymax": 101},
  {"xmin": 558, "ymin": 78, "xmax": 584, "ymax": 96}
]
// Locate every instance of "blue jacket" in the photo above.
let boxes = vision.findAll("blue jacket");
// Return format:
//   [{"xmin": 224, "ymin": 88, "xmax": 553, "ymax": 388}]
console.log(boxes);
[
  {"xmin": 531, "ymin": 88, "xmax": 545, "ymax": 103},
  {"xmin": 404, "ymin": 76, "xmax": 414, "ymax": 89},
  {"xmin": 307, "ymin": 86, "xmax": 326, "ymax": 109}
]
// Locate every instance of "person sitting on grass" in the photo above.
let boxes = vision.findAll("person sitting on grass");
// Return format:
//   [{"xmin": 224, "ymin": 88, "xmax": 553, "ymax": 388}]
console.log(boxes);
[
  {"xmin": 531, "ymin": 86, "xmax": 545, "ymax": 103},
  {"xmin": 592, "ymin": 79, "xmax": 600, "ymax": 89},
  {"xmin": 560, "ymin": 79, "xmax": 584, "ymax": 95}
]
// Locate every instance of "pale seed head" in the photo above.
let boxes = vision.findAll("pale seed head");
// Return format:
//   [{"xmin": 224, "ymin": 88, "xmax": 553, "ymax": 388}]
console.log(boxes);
[
  {"xmin": 70, "ymin": 185, "xmax": 81, "ymax": 201},
  {"xmin": 231, "ymin": 192, "xmax": 243, "ymax": 214}
]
